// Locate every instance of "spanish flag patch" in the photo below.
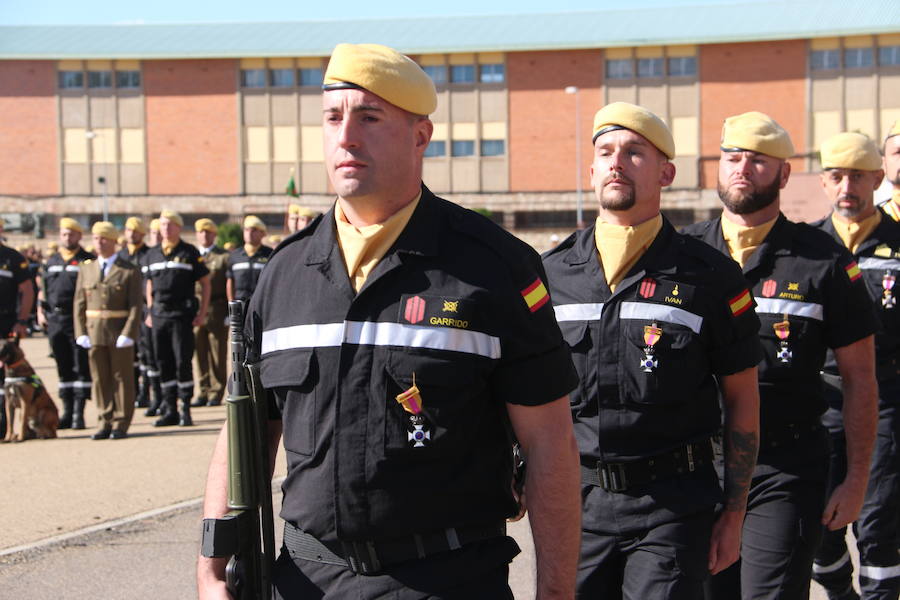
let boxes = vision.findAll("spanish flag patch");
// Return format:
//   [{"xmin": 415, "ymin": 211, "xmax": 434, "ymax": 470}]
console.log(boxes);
[
  {"xmin": 845, "ymin": 261, "xmax": 862, "ymax": 282},
  {"xmin": 729, "ymin": 289, "xmax": 752, "ymax": 317},
  {"xmin": 521, "ymin": 278, "xmax": 550, "ymax": 313}
]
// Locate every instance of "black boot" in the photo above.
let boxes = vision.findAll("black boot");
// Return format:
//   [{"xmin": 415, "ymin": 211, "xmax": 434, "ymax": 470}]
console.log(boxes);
[
  {"xmin": 154, "ymin": 393, "xmax": 179, "ymax": 427},
  {"xmin": 179, "ymin": 398, "xmax": 194, "ymax": 426},
  {"xmin": 0, "ymin": 395, "xmax": 6, "ymax": 439},
  {"xmin": 135, "ymin": 373, "xmax": 149, "ymax": 408},
  {"xmin": 71, "ymin": 397, "xmax": 86, "ymax": 430},
  {"xmin": 145, "ymin": 377, "xmax": 162, "ymax": 417},
  {"xmin": 190, "ymin": 396, "xmax": 208, "ymax": 407},
  {"xmin": 58, "ymin": 392, "xmax": 74, "ymax": 429}
]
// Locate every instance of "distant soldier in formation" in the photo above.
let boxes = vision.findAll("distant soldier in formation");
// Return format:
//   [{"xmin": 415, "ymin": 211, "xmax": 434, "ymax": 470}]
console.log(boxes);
[
  {"xmin": 140, "ymin": 218, "xmax": 164, "ymax": 416},
  {"xmin": 878, "ymin": 120, "xmax": 900, "ymax": 222},
  {"xmin": 226, "ymin": 215, "xmax": 272, "ymax": 306},
  {"xmin": 192, "ymin": 219, "xmax": 229, "ymax": 408},
  {"xmin": 116, "ymin": 217, "xmax": 150, "ymax": 408},
  {"xmin": 287, "ymin": 204, "xmax": 318, "ymax": 235},
  {"xmin": 37, "ymin": 218, "xmax": 95, "ymax": 430}
]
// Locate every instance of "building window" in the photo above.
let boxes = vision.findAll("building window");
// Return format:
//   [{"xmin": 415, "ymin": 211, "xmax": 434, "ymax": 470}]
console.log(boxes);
[
  {"xmin": 667, "ymin": 56, "xmax": 697, "ymax": 77},
  {"xmin": 424, "ymin": 140, "xmax": 446, "ymax": 157},
  {"xmin": 637, "ymin": 57, "xmax": 664, "ymax": 78},
  {"xmin": 480, "ymin": 140, "xmax": 505, "ymax": 156},
  {"xmin": 59, "ymin": 71, "xmax": 84, "ymax": 89},
  {"xmin": 241, "ymin": 69, "xmax": 267, "ymax": 88},
  {"xmin": 270, "ymin": 69, "xmax": 295, "ymax": 87},
  {"xmin": 811, "ymin": 49, "xmax": 840, "ymax": 70},
  {"xmin": 450, "ymin": 65, "xmax": 476, "ymax": 84},
  {"xmin": 844, "ymin": 47, "xmax": 874, "ymax": 69},
  {"xmin": 881, "ymin": 45, "xmax": 900, "ymax": 66},
  {"xmin": 423, "ymin": 65, "xmax": 447, "ymax": 84},
  {"xmin": 88, "ymin": 71, "xmax": 112, "ymax": 89},
  {"xmin": 606, "ymin": 59, "xmax": 633, "ymax": 80},
  {"xmin": 115, "ymin": 70, "xmax": 141, "ymax": 89},
  {"xmin": 480, "ymin": 64, "xmax": 505, "ymax": 83},
  {"xmin": 451, "ymin": 140, "xmax": 475, "ymax": 156},
  {"xmin": 299, "ymin": 68, "xmax": 323, "ymax": 87}
]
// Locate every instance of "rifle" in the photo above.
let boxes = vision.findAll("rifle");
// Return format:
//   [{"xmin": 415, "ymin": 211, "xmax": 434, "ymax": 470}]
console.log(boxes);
[{"xmin": 201, "ymin": 300, "xmax": 276, "ymax": 599}]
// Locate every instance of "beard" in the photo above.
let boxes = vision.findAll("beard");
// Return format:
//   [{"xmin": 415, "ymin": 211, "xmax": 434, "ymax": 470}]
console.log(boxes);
[
  {"xmin": 717, "ymin": 166, "xmax": 782, "ymax": 215},
  {"xmin": 834, "ymin": 194, "xmax": 866, "ymax": 218},
  {"xmin": 598, "ymin": 175, "xmax": 637, "ymax": 211}
]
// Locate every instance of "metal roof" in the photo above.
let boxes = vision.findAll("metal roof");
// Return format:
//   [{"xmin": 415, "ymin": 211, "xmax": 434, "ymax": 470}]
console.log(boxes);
[{"xmin": 1, "ymin": 0, "xmax": 899, "ymax": 60}]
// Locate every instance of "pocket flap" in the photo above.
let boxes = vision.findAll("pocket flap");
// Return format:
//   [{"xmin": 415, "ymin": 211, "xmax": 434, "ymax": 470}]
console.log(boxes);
[
  {"xmin": 559, "ymin": 321, "xmax": 589, "ymax": 348},
  {"xmin": 260, "ymin": 349, "xmax": 314, "ymax": 388}
]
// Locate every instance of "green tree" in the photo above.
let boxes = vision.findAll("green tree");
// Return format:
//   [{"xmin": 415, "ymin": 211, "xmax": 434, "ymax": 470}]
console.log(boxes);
[{"xmin": 217, "ymin": 222, "xmax": 242, "ymax": 248}]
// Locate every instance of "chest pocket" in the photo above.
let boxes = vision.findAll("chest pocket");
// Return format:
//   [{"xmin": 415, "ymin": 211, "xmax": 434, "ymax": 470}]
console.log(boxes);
[
  {"xmin": 264, "ymin": 350, "xmax": 317, "ymax": 457},
  {"xmin": 620, "ymin": 320, "xmax": 707, "ymax": 406},
  {"xmin": 379, "ymin": 349, "xmax": 491, "ymax": 458},
  {"xmin": 757, "ymin": 314, "xmax": 823, "ymax": 380},
  {"xmin": 559, "ymin": 321, "xmax": 593, "ymax": 413}
]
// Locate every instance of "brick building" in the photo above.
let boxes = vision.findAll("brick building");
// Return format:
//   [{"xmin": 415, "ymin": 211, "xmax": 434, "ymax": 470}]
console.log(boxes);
[{"xmin": 1, "ymin": 1, "xmax": 899, "ymax": 247}]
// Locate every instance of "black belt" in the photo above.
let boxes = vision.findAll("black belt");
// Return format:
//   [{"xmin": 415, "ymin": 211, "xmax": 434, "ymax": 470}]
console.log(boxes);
[
  {"xmin": 283, "ymin": 521, "xmax": 506, "ymax": 575},
  {"xmin": 759, "ymin": 420, "xmax": 823, "ymax": 450},
  {"xmin": 581, "ymin": 440, "xmax": 714, "ymax": 492}
]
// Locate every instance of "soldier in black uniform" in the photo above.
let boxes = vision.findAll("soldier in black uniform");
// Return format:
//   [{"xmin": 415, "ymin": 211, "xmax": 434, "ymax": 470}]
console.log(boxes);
[
  {"xmin": 682, "ymin": 113, "xmax": 879, "ymax": 600},
  {"xmin": 543, "ymin": 102, "xmax": 762, "ymax": 599},
  {"xmin": 144, "ymin": 211, "xmax": 210, "ymax": 427},
  {"xmin": 878, "ymin": 120, "xmax": 900, "ymax": 222},
  {"xmin": 0, "ymin": 218, "xmax": 35, "ymax": 438},
  {"xmin": 192, "ymin": 218, "xmax": 229, "ymax": 407},
  {"xmin": 225, "ymin": 214, "xmax": 272, "ymax": 305},
  {"xmin": 198, "ymin": 43, "xmax": 582, "ymax": 599},
  {"xmin": 810, "ymin": 132, "xmax": 900, "ymax": 600},
  {"xmin": 116, "ymin": 216, "xmax": 150, "ymax": 408},
  {"xmin": 36, "ymin": 217, "xmax": 95, "ymax": 430}
]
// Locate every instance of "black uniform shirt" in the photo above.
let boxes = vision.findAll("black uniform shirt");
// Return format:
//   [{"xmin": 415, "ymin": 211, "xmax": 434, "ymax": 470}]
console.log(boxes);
[
  {"xmin": 145, "ymin": 240, "xmax": 209, "ymax": 317},
  {"xmin": 0, "ymin": 245, "xmax": 31, "ymax": 315},
  {"xmin": 116, "ymin": 243, "xmax": 150, "ymax": 269},
  {"xmin": 42, "ymin": 247, "xmax": 95, "ymax": 313},
  {"xmin": 226, "ymin": 245, "xmax": 272, "ymax": 304},
  {"xmin": 683, "ymin": 214, "xmax": 878, "ymax": 428},
  {"xmin": 247, "ymin": 186, "xmax": 578, "ymax": 543}
]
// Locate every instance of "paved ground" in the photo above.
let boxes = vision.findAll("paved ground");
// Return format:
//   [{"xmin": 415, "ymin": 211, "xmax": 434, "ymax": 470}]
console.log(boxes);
[{"xmin": 0, "ymin": 335, "xmax": 847, "ymax": 598}]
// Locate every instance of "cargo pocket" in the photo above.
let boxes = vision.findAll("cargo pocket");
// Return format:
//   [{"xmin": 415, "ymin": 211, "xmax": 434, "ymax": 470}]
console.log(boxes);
[
  {"xmin": 559, "ymin": 321, "xmax": 591, "ymax": 412},
  {"xmin": 262, "ymin": 349, "xmax": 317, "ymax": 457}
]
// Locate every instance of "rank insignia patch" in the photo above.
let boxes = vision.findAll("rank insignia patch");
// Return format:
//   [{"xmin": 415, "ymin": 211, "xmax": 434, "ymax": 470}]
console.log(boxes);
[
  {"xmin": 761, "ymin": 279, "xmax": 777, "ymax": 298},
  {"xmin": 404, "ymin": 295, "xmax": 426, "ymax": 324},
  {"xmin": 639, "ymin": 277, "xmax": 657, "ymax": 299},
  {"xmin": 845, "ymin": 261, "xmax": 862, "ymax": 282},
  {"xmin": 521, "ymin": 278, "xmax": 550, "ymax": 313},
  {"xmin": 729, "ymin": 289, "xmax": 752, "ymax": 316}
]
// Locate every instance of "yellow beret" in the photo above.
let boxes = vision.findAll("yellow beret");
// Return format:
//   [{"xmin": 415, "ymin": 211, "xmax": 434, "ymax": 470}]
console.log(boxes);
[
  {"xmin": 159, "ymin": 210, "xmax": 183, "ymax": 227},
  {"xmin": 125, "ymin": 217, "xmax": 146, "ymax": 234},
  {"xmin": 194, "ymin": 218, "xmax": 217, "ymax": 233},
  {"xmin": 59, "ymin": 217, "xmax": 82, "ymax": 233},
  {"xmin": 592, "ymin": 102, "xmax": 676, "ymax": 159},
  {"xmin": 820, "ymin": 132, "xmax": 882, "ymax": 171},
  {"xmin": 324, "ymin": 43, "xmax": 437, "ymax": 116},
  {"xmin": 223, "ymin": 242, "xmax": 237, "ymax": 251},
  {"xmin": 149, "ymin": 218, "xmax": 160, "ymax": 232},
  {"xmin": 91, "ymin": 221, "xmax": 119, "ymax": 241},
  {"xmin": 47, "ymin": 241, "xmax": 58, "ymax": 250},
  {"xmin": 721, "ymin": 111, "xmax": 794, "ymax": 160},
  {"xmin": 243, "ymin": 215, "xmax": 267, "ymax": 232},
  {"xmin": 886, "ymin": 120, "xmax": 900, "ymax": 142},
  {"xmin": 268, "ymin": 234, "xmax": 283, "ymax": 245},
  {"xmin": 289, "ymin": 204, "xmax": 317, "ymax": 217}
]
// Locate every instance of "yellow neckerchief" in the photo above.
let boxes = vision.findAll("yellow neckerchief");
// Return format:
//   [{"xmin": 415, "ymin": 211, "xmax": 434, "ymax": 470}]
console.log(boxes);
[
  {"xmin": 243, "ymin": 243, "xmax": 260, "ymax": 257},
  {"xmin": 885, "ymin": 190, "xmax": 900, "ymax": 222},
  {"xmin": 335, "ymin": 192, "xmax": 421, "ymax": 292},
  {"xmin": 59, "ymin": 247, "xmax": 79, "ymax": 262},
  {"xmin": 127, "ymin": 242, "xmax": 144, "ymax": 256},
  {"xmin": 161, "ymin": 239, "xmax": 179, "ymax": 255},
  {"xmin": 721, "ymin": 215, "xmax": 778, "ymax": 267},
  {"xmin": 594, "ymin": 214, "xmax": 663, "ymax": 292},
  {"xmin": 832, "ymin": 210, "xmax": 881, "ymax": 254}
]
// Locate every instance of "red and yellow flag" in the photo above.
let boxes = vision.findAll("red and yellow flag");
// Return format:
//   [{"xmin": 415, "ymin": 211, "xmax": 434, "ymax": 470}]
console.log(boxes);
[
  {"xmin": 521, "ymin": 278, "xmax": 550, "ymax": 313},
  {"xmin": 845, "ymin": 261, "xmax": 862, "ymax": 282},
  {"xmin": 729, "ymin": 289, "xmax": 752, "ymax": 317}
]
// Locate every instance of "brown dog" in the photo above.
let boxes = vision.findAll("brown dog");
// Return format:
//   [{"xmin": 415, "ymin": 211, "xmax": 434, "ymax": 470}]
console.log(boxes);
[{"xmin": 1, "ymin": 339, "xmax": 59, "ymax": 442}]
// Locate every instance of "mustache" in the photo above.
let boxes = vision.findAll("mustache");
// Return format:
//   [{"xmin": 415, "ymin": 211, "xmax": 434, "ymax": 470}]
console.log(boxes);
[
  {"xmin": 603, "ymin": 172, "xmax": 634, "ymax": 186},
  {"xmin": 837, "ymin": 194, "xmax": 861, "ymax": 203}
]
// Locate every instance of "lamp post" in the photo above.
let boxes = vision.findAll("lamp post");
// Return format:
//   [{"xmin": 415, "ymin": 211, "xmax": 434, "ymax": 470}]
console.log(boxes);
[{"xmin": 565, "ymin": 86, "xmax": 584, "ymax": 229}]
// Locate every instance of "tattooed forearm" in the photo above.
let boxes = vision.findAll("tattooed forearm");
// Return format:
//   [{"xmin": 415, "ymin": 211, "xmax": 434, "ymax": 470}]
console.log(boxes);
[{"xmin": 723, "ymin": 429, "xmax": 758, "ymax": 512}]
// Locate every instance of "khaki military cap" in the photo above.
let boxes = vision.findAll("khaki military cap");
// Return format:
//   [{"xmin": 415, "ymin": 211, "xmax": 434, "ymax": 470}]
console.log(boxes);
[
  {"xmin": 149, "ymin": 219, "xmax": 160, "ymax": 232},
  {"xmin": 194, "ymin": 218, "xmax": 217, "ymax": 233},
  {"xmin": 125, "ymin": 216, "xmax": 146, "ymax": 234},
  {"xmin": 159, "ymin": 210, "xmax": 183, "ymax": 227},
  {"xmin": 59, "ymin": 217, "xmax": 82, "ymax": 233},
  {"xmin": 721, "ymin": 111, "xmax": 794, "ymax": 160},
  {"xmin": 289, "ymin": 204, "xmax": 317, "ymax": 217},
  {"xmin": 243, "ymin": 215, "xmax": 267, "ymax": 232},
  {"xmin": 820, "ymin": 132, "xmax": 882, "ymax": 171},
  {"xmin": 91, "ymin": 221, "xmax": 119, "ymax": 241},
  {"xmin": 592, "ymin": 102, "xmax": 676, "ymax": 159},
  {"xmin": 886, "ymin": 120, "xmax": 900, "ymax": 142}
]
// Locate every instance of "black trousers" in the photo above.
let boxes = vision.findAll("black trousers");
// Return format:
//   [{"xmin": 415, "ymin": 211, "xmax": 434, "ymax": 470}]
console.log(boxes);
[
  {"xmin": 273, "ymin": 536, "xmax": 518, "ymax": 599},
  {"xmin": 814, "ymin": 399, "xmax": 900, "ymax": 600},
  {"xmin": 150, "ymin": 313, "xmax": 194, "ymax": 401},
  {"xmin": 577, "ymin": 511, "xmax": 714, "ymax": 599},
  {"xmin": 0, "ymin": 315, "xmax": 13, "ymax": 436},
  {"xmin": 47, "ymin": 312, "xmax": 91, "ymax": 400}
]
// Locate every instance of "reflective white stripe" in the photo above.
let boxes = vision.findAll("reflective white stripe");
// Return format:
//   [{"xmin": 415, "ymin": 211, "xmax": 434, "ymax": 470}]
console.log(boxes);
[
  {"xmin": 0, "ymin": 269, "xmax": 12, "ymax": 278},
  {"xmin": 177, "ymin": 380, "xmax": 194, "ymax": 389},
  {"xmin": 262, "ymin": 320, "xmax": 501, "ymax": 360},
  {"xmin": 58, "ymin": 382, "xmax": 75, "ymax": 389},
  {"xmin": 73, "ymin": 381, "xmax": 92, "ymax": 388},
  {"xmin": 149, "ymin": 261, "xmax": 193, "ymax": 272},
  {"xmin": 65, "ymin": 265, "xmax": 80, "ymax": 272},
  {"xmin": 141, "ymin": 266, "xmax": 149, "ymax": 274},
  {"xmin": 4, "ymin": 377, "xmax": 28, "ymax": 383},
  {"xmin": 554, "ymin": 303, "xmax": 605, "ymax": 322},
  {"xmin": 755, "ymin": 297, "xmax": 824, "ymax": 321},
  {"xmin": 252, "ymin": 263, "xmax": 265, "ymax": 270},
  {"xmin": 858, "ymin": 257, "xmax": 900, "ymax": 271},
  {"xmin": 813, "ymin": 551, "xmax": 850, "ymax": 574},
  {"xmin": 231, "ymin": 262, "xmax": 251, "ymax": 271},
  {"xmin": 619, "ymin": 301, "xmax": 704, "ymax": 334},
  {"xmin": 146, "ymin": 370, "xmax": 161, "ymax": 378},
  {"xmin": 0, "ymin": 389, "xmax": 4, "ymax": 396},
  {"xmin": 47, "ymin": 265, "xmax": 64, "ymax": 273},
  {"xmin": 860, "ymin": 564, "xmax": 900, "ymax": 580},
  {"xmin": 160, "ymin": 380, "xmax": 177, "ymax": 389}
]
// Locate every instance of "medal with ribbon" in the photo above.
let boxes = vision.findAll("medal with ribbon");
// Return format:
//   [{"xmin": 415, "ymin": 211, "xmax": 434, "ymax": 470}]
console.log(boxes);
[
  {"xmin": 640, "ymin": 323, "xmax": 662, "ymax": 373},
  {"xmin": 773, "ymin": 316, "xmax": 792, "ymax": 364},
  {"xmin": 883, "ymin": 273, "xmax": 896, "ymax": 309},
  {"xmin": 395, "ymin": 373, "xmax": 430, "ymax": 448}
]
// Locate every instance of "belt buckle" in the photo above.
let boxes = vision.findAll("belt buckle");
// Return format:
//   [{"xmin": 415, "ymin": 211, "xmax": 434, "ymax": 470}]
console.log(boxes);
[
  {"xmin": 599, "ymin": 462, "xmax": 628, "ymax": 492},
  {"xmin": 341, "ymin": 540, "xmax": 381, "ymax": 575}
]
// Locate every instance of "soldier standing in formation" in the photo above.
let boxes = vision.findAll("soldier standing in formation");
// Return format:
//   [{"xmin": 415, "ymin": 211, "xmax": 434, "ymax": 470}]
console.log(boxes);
[
  {"xmin": 37, "ymin": 217, "xmax": 94, "ymax": 430},
  {"xmin": 74, "ymin": 222, "xmax": 143, "ymax": 440},
  {"xmin": 225, "ymin": 215, "xmax": 272, "ymax": 305},
  {"xmin": 810, "ymin": 132, "xmax": 900, "ymax": 600},
  {"xmin": 116, "ymin": 216, "xmax": 150, "ymax": 408},
  {"xmin": 192, "ymin": 219, "xmax": 229, "ymax": 408},
  {"xmin": 683, "ymin": 113, "xmax": 878, "ymax": 599},
  {"xmin": 144, "ymin": 211, "xmax": 210, "ymax": 427},
  {"xmin": 877, "ymin": 120, "xmax": 900, "ymax": 221},
  {"xmin": 287, "ymin": 204, "xmax": 317, "ymax": 235}
]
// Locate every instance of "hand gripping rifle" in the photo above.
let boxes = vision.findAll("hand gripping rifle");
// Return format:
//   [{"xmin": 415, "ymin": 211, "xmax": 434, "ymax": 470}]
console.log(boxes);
[{"xmin": 201, "ymin": 300, "xmax": 276, "ymax": 599}]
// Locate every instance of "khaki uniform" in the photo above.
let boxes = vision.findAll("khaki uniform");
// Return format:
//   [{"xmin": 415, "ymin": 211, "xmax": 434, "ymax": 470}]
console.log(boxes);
[
  {"xmin": 74, "ymin": 257, "xmax": 143, "ymax": 432},
  {"xmin": 193, "ymin": 246, "xmax": 229, "ymax": 405}
]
